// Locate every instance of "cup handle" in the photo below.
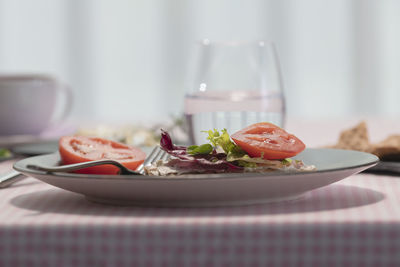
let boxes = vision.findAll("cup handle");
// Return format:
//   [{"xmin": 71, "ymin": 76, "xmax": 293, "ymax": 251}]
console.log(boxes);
[{"xmin": 48, "ymin": 83, "xmax": 73, "ymax": 129}]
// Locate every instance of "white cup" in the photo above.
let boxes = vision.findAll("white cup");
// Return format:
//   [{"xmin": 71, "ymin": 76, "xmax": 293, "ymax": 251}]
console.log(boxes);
[{"xmin": 0, "ymin": 74, "xmax": 73, "ymax": 136}]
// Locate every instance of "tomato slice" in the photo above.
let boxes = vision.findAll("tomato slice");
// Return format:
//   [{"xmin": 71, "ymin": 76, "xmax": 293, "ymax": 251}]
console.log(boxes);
[
  {"xmin": 231, "ymin": 122, "xmax": 305, "ymax": 160},
  {"xmin": 59, "ymin": 136, "xmax": 146, "ymax": 174}
]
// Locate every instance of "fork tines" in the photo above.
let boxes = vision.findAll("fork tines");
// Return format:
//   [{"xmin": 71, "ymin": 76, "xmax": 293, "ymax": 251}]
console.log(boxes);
[{"xmin": 137, "ymin": 146, "xmax": 168, "ymax": 174}]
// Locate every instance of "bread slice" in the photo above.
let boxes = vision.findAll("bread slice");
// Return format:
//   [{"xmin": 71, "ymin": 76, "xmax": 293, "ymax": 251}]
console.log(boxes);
[{"xmin": 332, "ymin": 121, "xmax": 371, "ymax": 152}]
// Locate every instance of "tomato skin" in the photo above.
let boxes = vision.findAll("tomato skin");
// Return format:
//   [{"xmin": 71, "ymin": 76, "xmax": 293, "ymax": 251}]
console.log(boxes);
[
  {"xmin": 231, "ymin": 122, "xmax": 305, "ymax": 160},
  {"xmin": 59, "ymin": 136, "xmax": 146, "ymax": 174}
]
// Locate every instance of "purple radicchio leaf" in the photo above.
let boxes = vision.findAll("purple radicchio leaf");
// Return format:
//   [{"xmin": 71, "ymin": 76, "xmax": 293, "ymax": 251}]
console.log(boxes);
[
  {"xmin": 160, "ymin": 129, "xmax": 175, "ymax": 150},
  {"xmin": 160, "ymin": 129, "xmax": 194, "ymax": 160}
]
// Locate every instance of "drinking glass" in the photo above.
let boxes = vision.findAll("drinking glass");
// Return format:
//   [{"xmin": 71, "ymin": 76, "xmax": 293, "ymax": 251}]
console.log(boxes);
[{"xmin": 184, "ymin": 40, "xmax": 286, "ymax": 145}]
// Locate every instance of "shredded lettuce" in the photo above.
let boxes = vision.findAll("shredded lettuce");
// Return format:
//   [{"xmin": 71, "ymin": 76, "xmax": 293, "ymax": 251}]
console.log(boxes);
[
  {"xmin": 160, "ymin": 130, "xmax": 243, "ymax": 172},
  {"xmin": 281, "ymin": 158, "xmax": 292, "ymax": 166},
  {"xmin": 159, "ymin": 128, "xmax": 295, "ymax": 172}
]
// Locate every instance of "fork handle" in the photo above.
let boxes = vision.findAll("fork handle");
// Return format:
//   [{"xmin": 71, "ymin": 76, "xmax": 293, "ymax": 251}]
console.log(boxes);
[
  {"xmin": 0, "ymin": 170, "xmax": 26, "ymax": 188},
  {"xmin": 27, "ymin": 159, "xmax": 139, "ymax": 175}
]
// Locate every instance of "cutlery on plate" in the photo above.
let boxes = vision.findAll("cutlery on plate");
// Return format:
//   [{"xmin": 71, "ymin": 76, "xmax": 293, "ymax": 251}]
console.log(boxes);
[
  {"xmin": 0, "ymin": 140, "xmax": 60, "ymax": 188},
  {"xmin": 26, "ymin": 146, "xmax": 167, "ymax": 175},
  {"xmin": 0, "ymin": 170, "xmax": 26, "ymax": 188}
]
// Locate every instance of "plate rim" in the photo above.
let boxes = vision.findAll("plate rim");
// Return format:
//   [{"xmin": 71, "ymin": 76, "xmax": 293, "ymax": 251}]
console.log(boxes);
[{"xmin": 13, "ymin": 148, "xmax": 379, "ymax": 181}]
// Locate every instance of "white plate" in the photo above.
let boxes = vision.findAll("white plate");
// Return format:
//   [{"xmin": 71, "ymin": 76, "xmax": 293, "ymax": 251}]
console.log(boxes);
[{"xmin": 13, "ymin": 148, "xmax": 378, "ymax": 207}]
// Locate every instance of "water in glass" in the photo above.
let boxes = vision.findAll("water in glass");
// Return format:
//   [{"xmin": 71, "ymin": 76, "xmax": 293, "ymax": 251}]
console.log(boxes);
[{"xmin": 184, "ymin": 40, "xmax": 286, "ymax": 144}]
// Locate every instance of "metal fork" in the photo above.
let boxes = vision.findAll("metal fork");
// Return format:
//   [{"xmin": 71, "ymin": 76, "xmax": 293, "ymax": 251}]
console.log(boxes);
[{"xmin": 27, "ymin": 146, "xmax": 168, "ymax": 175}]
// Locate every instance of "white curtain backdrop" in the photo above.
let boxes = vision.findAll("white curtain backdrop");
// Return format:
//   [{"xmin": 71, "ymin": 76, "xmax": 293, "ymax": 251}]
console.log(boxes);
[{"xmin": 0, "ymin": 0, "xmax": 399, "ymax": 123}]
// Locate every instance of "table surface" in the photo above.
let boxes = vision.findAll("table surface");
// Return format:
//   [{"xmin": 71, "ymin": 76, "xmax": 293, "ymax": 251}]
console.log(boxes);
[{"xmin": 1, "ymin": 118, "xmax": 400, "ymax": 267}]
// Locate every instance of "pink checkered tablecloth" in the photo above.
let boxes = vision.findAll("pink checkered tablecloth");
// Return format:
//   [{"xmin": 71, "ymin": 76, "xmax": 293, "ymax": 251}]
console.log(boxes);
[{"xmin": 1, "ymin": 118, "xmax": 400, "ymax": 267}]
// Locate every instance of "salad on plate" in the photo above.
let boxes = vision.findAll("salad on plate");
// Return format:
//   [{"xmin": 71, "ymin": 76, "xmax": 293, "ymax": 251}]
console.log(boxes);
[
  {"xmin": 58, "ymin": 122, "xmax": 315, "ymax": 175},
  {"xmin": 145, "ymin": 122, "xmax": 315, "ymax": 176}
]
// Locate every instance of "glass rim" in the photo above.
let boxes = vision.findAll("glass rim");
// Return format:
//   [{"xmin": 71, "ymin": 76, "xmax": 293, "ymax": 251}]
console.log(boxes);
[{"xmin": 196, "ymin": 39, "xmax": 275, "ymax": 47}]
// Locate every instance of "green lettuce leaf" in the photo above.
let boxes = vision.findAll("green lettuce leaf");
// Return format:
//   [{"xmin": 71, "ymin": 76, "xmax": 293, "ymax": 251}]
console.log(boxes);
[
  {"xmin": 203, "ymin": 128, "xmax": 262, "ymax": 167},
  {"xmin": 204, "ymin": 129, "xmax": 243, "ymax": 154},
  {"xmin": 186, "ymin": 144, "xmax": 213, "ymax": 155}
]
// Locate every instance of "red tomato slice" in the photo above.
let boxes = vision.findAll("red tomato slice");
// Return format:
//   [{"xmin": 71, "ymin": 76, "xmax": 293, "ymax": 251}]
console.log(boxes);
[
  {"xmin": 231, "ymin": 122, "xmax": 305, "ymax": 160},
  {"xmin": 59, "ymin": 136, "xmax": 146, "ymax": 174}
]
